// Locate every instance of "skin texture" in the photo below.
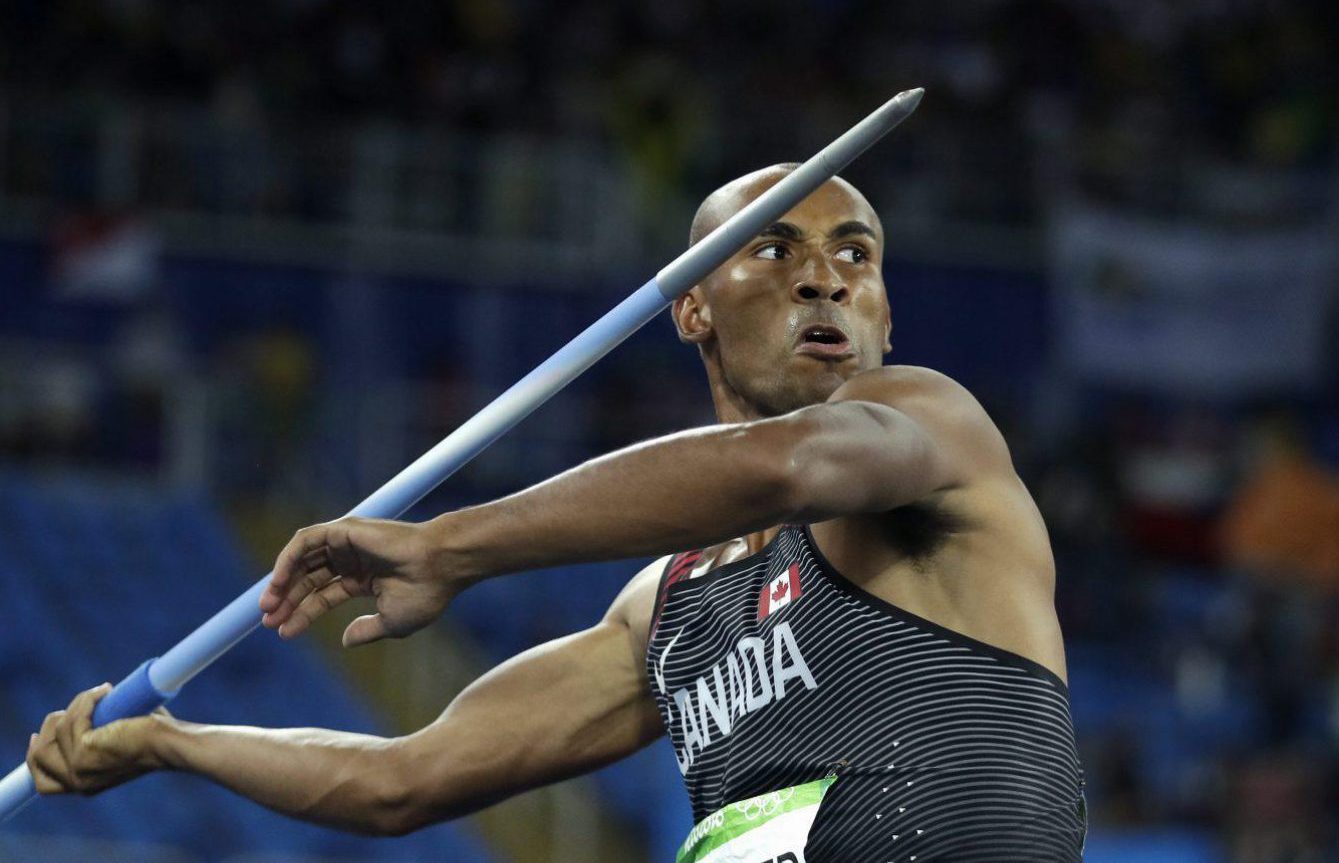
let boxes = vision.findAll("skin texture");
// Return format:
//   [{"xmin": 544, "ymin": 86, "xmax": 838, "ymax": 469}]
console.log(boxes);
[{"xmin": 28, "ymin": 166, "xmax": 1066, "ymax": 837}]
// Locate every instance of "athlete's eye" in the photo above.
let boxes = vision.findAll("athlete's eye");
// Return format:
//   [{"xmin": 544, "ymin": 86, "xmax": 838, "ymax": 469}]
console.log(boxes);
[
  {"xmin": 753, "ymin": 243, "xmax": 789, "ymax": 261},
  {"xmin": 834, "ymin": 246, "xmax": 868, "ymax": 264}
]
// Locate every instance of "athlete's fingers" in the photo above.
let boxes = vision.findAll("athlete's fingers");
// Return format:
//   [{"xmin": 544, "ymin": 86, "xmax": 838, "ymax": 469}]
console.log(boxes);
[
  {"xmin": 38, "ymin": 710, "xmax": 63, "ymax": 744},
  {"xmin": 324, "ymin": 522, "xmax": 364, "ymax": 582},
  {"xmin": 262, "ymin": 552, "xmax": 329, "ymax": 624},
  {"xmin": 28, "ymin": 719, "xmax": 72, "ymax": 795},
  {"xmin": 27, "ymin": 738, "xmax": 65, "ymax": 795},
  {"xmin": 290, "ymin": 546, "xmax": 331, "ymax": 580},
  {"xmin": 263, "ymin": 565, "xmax": 336, "ymax": 629},
  {"xmin": 301, "ymin": 545, "xmax": 330, "ymax": 568},
  {"xmin": 342, "ymin": 613, "xmax": 392, "ymax": 649},
  {"xmin": 277, "ymin": 577, "xmax": 366, "ymax": 640},
  {"xmin": 264, "ymin": 525, "xmax": 332, "ymax": 610},
  {"xmin": 55, "ymin": 686, "xmax": 104, "ymax": 765},
  {"xmin": 70, "ymin": 684, "xmax": 109, "ymax": 740}
]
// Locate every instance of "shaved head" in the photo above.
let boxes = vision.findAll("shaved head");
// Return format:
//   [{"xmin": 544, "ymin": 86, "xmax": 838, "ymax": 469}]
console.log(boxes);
[{"xmin": 689, "ymin": 163, "xmax": 882, "ymax": 248}]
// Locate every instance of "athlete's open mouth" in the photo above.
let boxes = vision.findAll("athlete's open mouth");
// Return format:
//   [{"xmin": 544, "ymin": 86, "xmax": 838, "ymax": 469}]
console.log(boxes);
[{"xmin": 795, "ymin": 324, "xmax": 853, "ymax": 358}]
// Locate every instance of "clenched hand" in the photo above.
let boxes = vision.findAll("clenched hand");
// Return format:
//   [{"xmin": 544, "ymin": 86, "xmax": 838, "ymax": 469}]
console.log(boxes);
[{"xmin": 27, "ymin": 684, "xmax": 166, "ymax": 795}]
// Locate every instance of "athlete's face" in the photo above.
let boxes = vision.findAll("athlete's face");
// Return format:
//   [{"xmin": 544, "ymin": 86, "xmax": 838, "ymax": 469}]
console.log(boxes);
[{"xmin": 675, "ymin": 172, "xmax": 892, "ymax": 418}]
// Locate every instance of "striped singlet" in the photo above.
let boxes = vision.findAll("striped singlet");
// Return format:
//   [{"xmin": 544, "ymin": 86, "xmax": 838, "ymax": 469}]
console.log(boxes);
[{"xmin": 646, "ymin": 523, "xmax": 1086, "ymax": 861}]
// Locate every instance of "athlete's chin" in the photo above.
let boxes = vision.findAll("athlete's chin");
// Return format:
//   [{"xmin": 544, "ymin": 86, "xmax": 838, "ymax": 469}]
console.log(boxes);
[
  {"xmin": 735, "ymin": 358, "xmax": 864, "ymax": 416},
  {"xmin": 772, "ymin": 371, "xmax": 849, "ymax": 412},
  {"xmin": 792, "ymin": 354, "xmax": 864, "ymax": 389}
]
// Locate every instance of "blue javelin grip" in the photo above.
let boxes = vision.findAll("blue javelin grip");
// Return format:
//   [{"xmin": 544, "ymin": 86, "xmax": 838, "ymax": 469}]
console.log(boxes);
[
  {"xmin": 91, "ymin": 660, "xmax": 181, "ymax": 728},
  {"xmin": 0, "ymin": 664, "xmax": 177, "ymax": 821},
  {"xmin": 0, "ymin": 88, "xmax": 923, "ymax": 822}
]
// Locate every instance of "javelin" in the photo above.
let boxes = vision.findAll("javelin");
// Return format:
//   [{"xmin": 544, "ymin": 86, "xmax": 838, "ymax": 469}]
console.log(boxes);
[{"xmin": 0, "ymin": 87, "xmax": 924, "ymax": 820}]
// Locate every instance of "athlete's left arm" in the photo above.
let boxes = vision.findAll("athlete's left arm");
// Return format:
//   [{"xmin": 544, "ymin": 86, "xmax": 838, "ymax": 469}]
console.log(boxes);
[{"xmin": 260, "ymin": 369, "xmax": 1007, "ymax": 643}]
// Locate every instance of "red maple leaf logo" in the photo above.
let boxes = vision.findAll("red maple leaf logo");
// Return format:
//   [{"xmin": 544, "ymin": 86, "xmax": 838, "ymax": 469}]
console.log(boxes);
[{"xmin": 759, "ymin": 563, "xmax": 802, "ymax": 621}]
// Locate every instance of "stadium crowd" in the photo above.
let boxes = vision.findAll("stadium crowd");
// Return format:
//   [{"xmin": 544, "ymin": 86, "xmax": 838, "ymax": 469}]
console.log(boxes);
[{"xmin": 2, "ymin": 2, "xmax": 1337, "ymax": 860}]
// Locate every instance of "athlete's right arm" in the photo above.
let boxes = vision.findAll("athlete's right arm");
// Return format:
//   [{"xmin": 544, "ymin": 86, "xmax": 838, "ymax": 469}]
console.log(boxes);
[{"xmin": 25, "ymin": 561, "xmax": 667, "ymax": 836}]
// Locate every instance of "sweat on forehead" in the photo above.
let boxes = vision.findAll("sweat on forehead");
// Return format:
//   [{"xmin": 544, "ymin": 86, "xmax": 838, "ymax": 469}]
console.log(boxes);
[{"xmin": 688, "ymin": 163, "xmax": 879, "ymax": 247}]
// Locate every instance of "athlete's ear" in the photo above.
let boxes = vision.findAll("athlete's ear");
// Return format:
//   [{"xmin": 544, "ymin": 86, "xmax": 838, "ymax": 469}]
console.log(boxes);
[{"xmin": 674, "ymin": 286, "xmax": 713, "ymax": 345}]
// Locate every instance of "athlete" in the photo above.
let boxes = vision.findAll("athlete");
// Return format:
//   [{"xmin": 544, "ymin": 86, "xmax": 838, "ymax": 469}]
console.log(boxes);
[{"xmin": 28, "ymin": 165, "xmax": 1086, "ymax": 860}]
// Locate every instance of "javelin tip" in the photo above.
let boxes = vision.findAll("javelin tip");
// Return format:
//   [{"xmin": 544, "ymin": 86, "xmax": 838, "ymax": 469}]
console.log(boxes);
[
  {"xmin": 852, "ymin": 88, "xmax": 923, "ymax": 143},
  {"xmin": 894, "ymin": 87, "xmax": 925, "ymax": 112}
]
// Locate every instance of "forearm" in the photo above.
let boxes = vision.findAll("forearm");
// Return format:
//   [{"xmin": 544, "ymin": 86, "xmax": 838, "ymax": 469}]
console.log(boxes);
[
  {"xmin": 149, "ymin": 624, "xmax": 657, "ymax": 837},
  {"xmin": 437, "ymin": 395, "xmax": 950, "ymax": 579},
  {"xmin": 152, "ymin": 718, "xmax": 412, "ymax": 835},
  {"xmin": 439, "ymin": 417, "xmax": 804, "ymax": 578}
]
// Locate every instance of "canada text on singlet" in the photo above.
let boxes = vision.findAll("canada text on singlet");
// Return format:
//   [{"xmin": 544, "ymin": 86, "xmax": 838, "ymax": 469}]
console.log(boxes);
[{"xmin": 646, "ymin": 524, "xmax": 1087, "ymax": 862}]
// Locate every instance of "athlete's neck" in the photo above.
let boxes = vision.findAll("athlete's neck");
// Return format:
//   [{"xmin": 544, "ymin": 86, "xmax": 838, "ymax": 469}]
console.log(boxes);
[{"xmin": 748, "ymin": 527, "xmax": 783, "ymax": 554}]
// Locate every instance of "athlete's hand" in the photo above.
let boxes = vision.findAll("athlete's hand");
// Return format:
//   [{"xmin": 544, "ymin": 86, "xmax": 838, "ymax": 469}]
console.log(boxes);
[
  {"xmin": 262, "ymin": 517, "xmax": 463, "ymax": 647},
  {"xmin": 26, "ymin": 684, "xmax": 168, "ymax": 795}
]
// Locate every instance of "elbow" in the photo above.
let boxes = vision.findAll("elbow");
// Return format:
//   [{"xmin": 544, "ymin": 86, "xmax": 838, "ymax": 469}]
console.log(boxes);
[
  {"xmin": 364, "ymin": 740, "xmax": 439, "ymax": 837},
  {"xmin": 372, "ymin": 783, "xmax": 423, "ymax": 838},
  {"xmin": 363, "ymin": 773, "xmax": 419, "ymax": 837},
  {"xmin": 368, "ymin": 734, "xmax": 480, "ymax": 836},
  {"xmin": 373, "ymin": 778, "xmax": 461, "ymax": 837}
]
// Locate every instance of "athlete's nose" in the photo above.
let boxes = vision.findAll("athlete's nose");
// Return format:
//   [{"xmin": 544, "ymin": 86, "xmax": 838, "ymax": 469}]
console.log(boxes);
[{"xmin": 791, "ymin": 257, "xmax": 849, "ymax": 305}]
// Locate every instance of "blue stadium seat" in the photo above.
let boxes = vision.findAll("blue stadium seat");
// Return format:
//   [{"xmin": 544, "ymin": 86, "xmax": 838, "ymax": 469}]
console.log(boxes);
[
  {"xmin": 0, "ymin": 473, "xmax": 496, "ymax": 862},
  {"xmin": 1083, "ymin": 827, "xmax": 1225, "ymax": 863}
]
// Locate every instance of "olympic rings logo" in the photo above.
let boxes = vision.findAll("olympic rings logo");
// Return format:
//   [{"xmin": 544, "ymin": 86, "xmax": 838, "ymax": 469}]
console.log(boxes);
[{"xmin": 732, "ymin": 786, "xmax": 795, "ymax": 821}]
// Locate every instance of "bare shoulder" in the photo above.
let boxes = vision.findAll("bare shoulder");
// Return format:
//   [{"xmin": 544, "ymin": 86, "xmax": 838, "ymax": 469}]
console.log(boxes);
[
  {"xmin": 829, "ymin": 364, "xmax": 985, "ymax": 417},
  {"xmin": 604, "ymin": 555, "xmax": 671, "ymax": 664},
  {"xmin": 829, "ymin": 365, "xmax": 1013, "ymax": 472}
]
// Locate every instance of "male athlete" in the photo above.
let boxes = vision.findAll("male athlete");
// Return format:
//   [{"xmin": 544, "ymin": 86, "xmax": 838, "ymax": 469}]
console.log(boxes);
[{"xmin": 28, "ymin": 166, "xmax": 1087, "ymax": 860}]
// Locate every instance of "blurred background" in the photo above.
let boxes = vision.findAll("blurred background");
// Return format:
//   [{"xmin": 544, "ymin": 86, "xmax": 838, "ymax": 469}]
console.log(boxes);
[{"xmin": 1, "ymin": 0, "xmax": 1337, "ymax": 861}]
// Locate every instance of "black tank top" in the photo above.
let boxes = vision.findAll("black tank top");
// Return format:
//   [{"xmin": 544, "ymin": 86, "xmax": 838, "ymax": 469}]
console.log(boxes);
[{"xmin": 646, "ymin": 524, "xmax": 1086, "ymax": 861}]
